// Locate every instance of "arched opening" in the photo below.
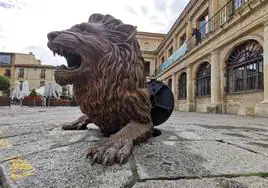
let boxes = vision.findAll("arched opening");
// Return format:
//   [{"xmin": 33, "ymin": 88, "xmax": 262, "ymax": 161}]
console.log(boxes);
[
  {"xmin": 226, "ymin": 40, "xmax": 263, "ymax": 93},
  {"xmin": 196, "ymin": 62, "xmax": 211, "ymax": 96},
  {"xmin": 178, "ymin": 72, "xmax": 187, "ymax": 99}
]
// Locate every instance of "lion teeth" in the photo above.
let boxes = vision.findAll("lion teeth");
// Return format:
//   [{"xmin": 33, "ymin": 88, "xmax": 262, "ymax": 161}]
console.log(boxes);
[{"xmin": 60, "ymin": 64, "xmax": 67, "ymax": 69}]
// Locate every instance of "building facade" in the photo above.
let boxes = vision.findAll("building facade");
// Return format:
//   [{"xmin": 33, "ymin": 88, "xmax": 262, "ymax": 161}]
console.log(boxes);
[
  {"xmin": 138, "ymin": 0, "xmax": 268, "ymax": 117},
  {"xmin": 136, "ymin": 32, "xmax": 165, "ymax": 80},
  {"xmin": 0, "ymin": 52, "xmax": 56, "ymax": 91}
]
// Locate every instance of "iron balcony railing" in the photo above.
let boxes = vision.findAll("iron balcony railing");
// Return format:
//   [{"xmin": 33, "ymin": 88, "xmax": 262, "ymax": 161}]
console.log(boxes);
[{"xmin": 155, "ymin": 0, "xmax": 251, "ymax": 76}]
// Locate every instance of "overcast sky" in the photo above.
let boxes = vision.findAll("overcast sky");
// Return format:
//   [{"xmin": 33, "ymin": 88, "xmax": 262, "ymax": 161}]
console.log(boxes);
[{"xmin": 0, "ymin": 0, "xmax": 189, "ymax": 66}]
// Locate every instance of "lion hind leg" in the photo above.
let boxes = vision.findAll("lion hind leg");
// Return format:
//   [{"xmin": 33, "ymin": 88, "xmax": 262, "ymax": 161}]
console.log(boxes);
[
  {"xmin": 87, "ymin": 121, "xmax": 153, "ymax": 165},
  {"xmin": 62, "ymin": 114, "xmax": 91, "ymax": 130}
]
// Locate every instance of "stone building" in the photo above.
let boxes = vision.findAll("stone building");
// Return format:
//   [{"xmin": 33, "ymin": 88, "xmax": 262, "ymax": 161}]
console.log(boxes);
[
  {"xmin": 136, "ymin": 32, "xmax": 165, "ymax": 80},
  {"xmin": 0, "ymin": 52, "xmax": 56, "ymax": 91},
  {"xmin": 138, "ymin": 0, "xmax": 268, "ymax": 117}
]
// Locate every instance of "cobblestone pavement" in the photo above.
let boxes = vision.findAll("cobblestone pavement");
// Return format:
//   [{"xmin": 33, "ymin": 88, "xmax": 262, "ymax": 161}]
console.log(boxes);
[{"xmin": 0, "ymin": 106, "xmax": 268, "ymax": 188}]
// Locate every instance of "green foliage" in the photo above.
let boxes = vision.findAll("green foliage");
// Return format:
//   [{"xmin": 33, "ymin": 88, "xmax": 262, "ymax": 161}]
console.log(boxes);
[
  {"xmin": 29, "ymin": 89, "xmax": 38, "ymax": 97},
  {"xmin": 0, "ymin": 76, "xmax": 10, "ymax": 91}
]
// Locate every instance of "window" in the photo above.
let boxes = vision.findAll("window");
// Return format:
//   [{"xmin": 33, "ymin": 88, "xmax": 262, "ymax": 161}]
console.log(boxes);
[
  {"xmin": 197, "ymin": 9, "xmax": 209, "ymax": 39},
  {"xmin": 19, "ymin": 68, "xmax": 24, "ymax": 78},
  {"xmin": 161, "ymin": 56, "xmax": 165, "ymax": 64},
  {"xmin": 226, "ymin": 40, "xmax": 263, "ymax": 93},
  {"xmin": 178, "ymin": 72, "xmax": 187, "ymax": 99},
  {"xmin": 168, "ymin": 46, "xmax": 173, "ymax": 57},
  {"xmin": 144, "ymin": 61, "xmax": 150, "ymax": 76},
  {"xmin": 168, "ymin": 78, "xmax": 172, "ymax": 89},
  {"xmin": 196, "ymin": 62, "xmax": 211, "ymax": 96},
  {"xmin": 179, "ymin": 34, "xmax": 186, "ymax": 46},
  {"xmin": 233, "ymin": 0, "xmax": 247, "ymax": 9},
  {"xmin": 41, "ymin": 69, "xmax": 46, "ymax": 78},
  {"xmin": 0, "ymin": 54, "xmax": 11, "ymax": 65},
  {"xmin": 40, "ymin": 81, "xmax": 45, "ymax": 87},
  {"xmin": 5, "ymin": 69, "xmax": 11, "ymax": 77}
]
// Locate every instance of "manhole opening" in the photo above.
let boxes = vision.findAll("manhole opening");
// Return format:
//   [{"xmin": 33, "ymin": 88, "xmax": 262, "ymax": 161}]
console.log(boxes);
[{"xmin": 152, "ymin": 128, "xmax": 161, "ymax": 137}]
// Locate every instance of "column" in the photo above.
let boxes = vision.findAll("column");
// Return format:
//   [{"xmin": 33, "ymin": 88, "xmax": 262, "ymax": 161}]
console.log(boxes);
[
  {"xmin": 263, "ymin": 22, "xmax": 268, "ymax": 102},
  {"xmin": 173, "ymin": 37, "xmax": 177, "ymax": 50},
  {"xmin": 211, "ymin": 50, "xmax": 221, "ymax": 105},
  {"xmin": 10, "ymin": 54, "xmax": 16, "ymax": 89},
  {"xmin": 172, "ymin": 73, "xmax": 177, "ymax": 96},
  {"xmin": 186, "ymin": 66, "xmax": 194, "ymax": 112},
  {"xmin": 210, "ymin": 0, "xmax": 219, "ymax": 16},
  {"xmin": 210, "ymin": 0, "xmax": 219, "ymax": 32},
  {"xmin": 164, "ymin": 47, "xmax": 168, "ymax": 59},
  {"xmin": 255, "ymin": 21, "xmax": 268, "ymax": 117},
  {"xmin": 152, "ymin": 57, "xmax": 157, "ymax": 76},
  {"xmin": 186, "ymin": 20, "xmax": 194, "ymax": 50},
  {"xmin": 186, "ymin": 20, "xmax": 192, "ymax": 40}
]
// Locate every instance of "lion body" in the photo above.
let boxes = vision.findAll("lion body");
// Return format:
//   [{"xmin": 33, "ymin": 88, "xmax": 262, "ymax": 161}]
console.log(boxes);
[
  {"xmin": 71, "ymin": 15, "xmax": 152, "ymax": 136},
  {"xmin": 74, "ymin": 83, "xmax": 151, "ymax": 136},
  {"xmin": 48, "ymin": 13, "xmax": 153, "ymax": 165}
]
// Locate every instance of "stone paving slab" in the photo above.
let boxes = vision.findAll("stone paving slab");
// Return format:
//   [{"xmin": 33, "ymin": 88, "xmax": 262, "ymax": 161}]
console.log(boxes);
[
  {"xmin": 133, "ymin": 176, "xmax": 268, "ymax": 188},
  {"xmin": 187, "ymin": 141, "xmax": 268, "ymax": 175},
  {"xmin": 133, "ymin": 140, "xmax": 268, "ymax": 180},
  {"xmin": 0, "ymin": 142, "xmax": 132, "ymax": 188},
  {"xmin": 0, "ymin": 128, "xmax": 90, "ymax": 163},
  {"xmin": 0, "ymin": 107, "xmax": 268, "ymax": 187},
  {"xmin": 222, "ymin": 139, "xmax": 268, "ymax": 156}
]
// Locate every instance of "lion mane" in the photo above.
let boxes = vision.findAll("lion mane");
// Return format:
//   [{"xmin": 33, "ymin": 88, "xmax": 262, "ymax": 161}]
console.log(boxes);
[{"xmin": 72, "ymin": 14, "xmax": 152, "ymax": 137}]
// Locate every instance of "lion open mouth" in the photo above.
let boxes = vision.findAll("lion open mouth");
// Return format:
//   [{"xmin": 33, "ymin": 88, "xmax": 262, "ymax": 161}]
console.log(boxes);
[{"xmin": 52, "ymin": 46, "xmax": 82, "ymax": 70}]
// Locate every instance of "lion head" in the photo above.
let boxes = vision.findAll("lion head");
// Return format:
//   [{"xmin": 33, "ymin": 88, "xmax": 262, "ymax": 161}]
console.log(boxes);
[{"xmin": 47, "ymin": 14, "xmax": 145, "ymax": 86}]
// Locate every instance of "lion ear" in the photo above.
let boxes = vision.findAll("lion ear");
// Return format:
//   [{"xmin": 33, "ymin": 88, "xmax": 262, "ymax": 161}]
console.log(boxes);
[
  {"xmin": 88, "ymin": 14, "xmax": 104, "ymax": 23},
  {"xmin": 116, "ymin": 24, "xmax": 136, "ymax": 39}
]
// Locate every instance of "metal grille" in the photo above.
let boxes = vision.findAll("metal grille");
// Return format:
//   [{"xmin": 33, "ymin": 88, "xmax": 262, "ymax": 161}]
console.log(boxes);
[
  {"xmin": 196, "ymin": 62, "xmax": 211, "ymax": 96},
  {"xmin": 178, "ymin": 72, "xmax": 187, "ymax": 100},
  {"xmin": 226, "ymin": 40, "xmax": 263, "ymax": 93}
]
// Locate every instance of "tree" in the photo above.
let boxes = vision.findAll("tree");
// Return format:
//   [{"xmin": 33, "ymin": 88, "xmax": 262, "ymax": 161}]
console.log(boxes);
[
  {"xmin": 0, "ymin": 76, "xmax": 10, "ymax": 91},
  {"xmin": 29, "ymin": 89, "xmax": 38, "ymax": 97}
]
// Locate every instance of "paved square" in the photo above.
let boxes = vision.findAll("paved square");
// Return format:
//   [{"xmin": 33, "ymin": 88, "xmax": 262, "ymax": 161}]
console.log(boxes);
[{"xmin": 0, "ymin": 106, "xmax": 268, "ymax": 187}]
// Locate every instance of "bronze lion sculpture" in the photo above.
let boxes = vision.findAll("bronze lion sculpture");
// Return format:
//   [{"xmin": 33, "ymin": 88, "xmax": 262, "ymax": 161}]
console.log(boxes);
[{"xmin": 47, "ymin": 14, "xmax": 153, "ymax": 165}]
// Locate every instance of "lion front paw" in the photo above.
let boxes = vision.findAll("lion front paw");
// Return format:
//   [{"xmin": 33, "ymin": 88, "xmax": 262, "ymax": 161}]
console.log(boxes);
[
  {"xmin": 62, "ymin": 121, "xmax": 87, "ymax": 130},
  {"xmin": 62, "ymin": 115, "xmax": 90, "ymax": 130},
  {"xmin": 86, "ymin": 138, "xmax": 133, "ymax": 166}
]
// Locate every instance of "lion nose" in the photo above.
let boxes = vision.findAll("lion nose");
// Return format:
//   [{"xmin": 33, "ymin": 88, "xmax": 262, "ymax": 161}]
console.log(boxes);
[{"xmin": 47, "ymin": 31, "xmax": 60, "ymax": 41}]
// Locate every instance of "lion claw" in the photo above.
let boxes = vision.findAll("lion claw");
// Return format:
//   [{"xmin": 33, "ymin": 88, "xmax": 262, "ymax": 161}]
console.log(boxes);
[
  {"xmin": 119, "ymin": 157, "xmax": 124, "ymax": 165},
  {"xmin": 91, "ymin": 154, "xmax": 98, "ymax": 165},
  {"xmin": 103, "ymin": 158, "xmax": 108, "ymax": 166}
]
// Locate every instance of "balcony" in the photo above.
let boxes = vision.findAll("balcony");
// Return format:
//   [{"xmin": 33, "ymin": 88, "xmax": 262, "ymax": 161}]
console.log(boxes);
[
  {"xmin": 156, "ymin": 42, "xmax": 187, "ymax": 75},
  {"xmin": 155, "ymin": 0, "xmax": 258, "ymax": 76}
]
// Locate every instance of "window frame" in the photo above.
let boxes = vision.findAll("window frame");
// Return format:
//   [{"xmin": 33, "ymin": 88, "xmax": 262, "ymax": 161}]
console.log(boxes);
[
  {"xmin": 226, "ymin": 40, "xmax": 263, "ymax": 93},
  {"xmin": 196, "ymin": 62, "xmax": 211, "ymax": 97}
]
